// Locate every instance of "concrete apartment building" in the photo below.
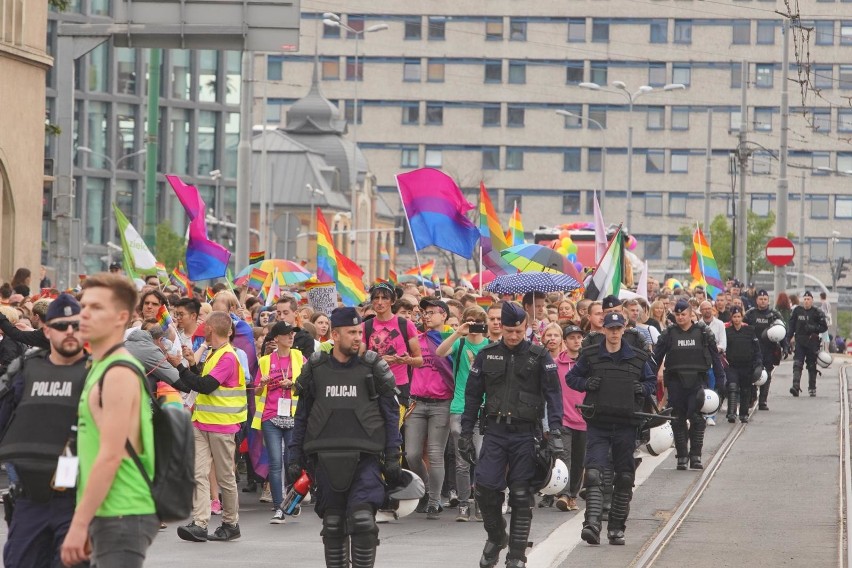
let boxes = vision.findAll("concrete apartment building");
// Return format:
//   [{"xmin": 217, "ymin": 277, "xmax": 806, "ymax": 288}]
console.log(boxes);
[{"xmin": 256, "ymin": 1, "xmax": 852, "ymax": 288}]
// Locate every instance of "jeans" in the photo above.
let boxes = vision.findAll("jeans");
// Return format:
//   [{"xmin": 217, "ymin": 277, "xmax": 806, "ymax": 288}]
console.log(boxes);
[
  {"xmin": 404, "ymin": 399, "xmax": 451, "ymax": 506},
  {"xmin": 261, "ymin": 420, "xmax": 294, "ymax": 507},
  {"xmin": 89, "ymin": 514, "xmax": 159, "ymax": 568},
  {"xmin": 448, "ymin": 413, "xmax": 483, "ymax": 503}
]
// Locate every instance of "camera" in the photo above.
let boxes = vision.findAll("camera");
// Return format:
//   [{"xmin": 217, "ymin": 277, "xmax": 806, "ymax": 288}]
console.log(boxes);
[{"xmin": 468, "ymin": 323, "xmax": 487, "ymax": 334}]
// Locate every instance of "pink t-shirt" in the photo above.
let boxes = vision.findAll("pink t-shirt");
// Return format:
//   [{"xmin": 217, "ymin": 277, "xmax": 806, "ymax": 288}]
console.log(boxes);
[
  {"xmin": 258, "ymin": 352, "xmax": 305, "ymax": 422},
  {"xmin": 555, "ymin": 351, "xmax": 586, "ymax": 431},
  {"xmin": 364, "ymin": 317, "xmax": 419, "ymax": 386},
  {"xmin": 410, "ymin": 334, "xmax": 454, "ymax": 400},
  {"xmin": 195, "ymin": 351, "xmax": 242, "ymax": 434}
]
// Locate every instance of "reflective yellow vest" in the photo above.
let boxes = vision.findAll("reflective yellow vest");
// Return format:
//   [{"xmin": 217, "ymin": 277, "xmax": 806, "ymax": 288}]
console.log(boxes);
[
  {"xmin": 251, "ymin": 349, "xmax": 303, "ymax": 429},
  {"xmin": 192, "ymin": 343, "xmax": 247, "ymax": 425}
]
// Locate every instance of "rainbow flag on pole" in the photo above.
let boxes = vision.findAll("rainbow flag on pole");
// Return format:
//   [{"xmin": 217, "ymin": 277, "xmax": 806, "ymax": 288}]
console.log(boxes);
[
  {"xmin": 249, "ymin": 250, "xmax": 265, "ymax": 264},
  {"xmin": 247, "ymin": 268, "xmax": 268, "ymax": 291},
  {"xmin": 170, "ymin": 264, "xmax": 191, "ymax": 292},
  {"xmin": 379, "ymin": 243, "xmax": 390, "ymax": 261},
  {"xmin": 505, "ymin": 201, "xmax": 525, "ymax": 246},
  {"xmin": 405, "ymin": 260, "xmax": 435, "ymax": 278},
  {"xmin": 691, "ymin": 225, "xmax": 725, "ymax": 299},
  {"xmin": 316, "ymin": 208, "xmax": 367, "ymax": 307},
  {"xmin": 388, "ymin": 269, "xmax": 398, "ymax": 287},
  {"xmin": 479, "ymin": 182, "xmax": 513, "ymax": 275},
  {"xmin": 155, "ymin": 304, "xmax": 174, "ymax": 332}
]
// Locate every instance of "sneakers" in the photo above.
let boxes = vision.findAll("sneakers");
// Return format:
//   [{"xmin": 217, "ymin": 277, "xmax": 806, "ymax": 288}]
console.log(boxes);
[
  {"xmin": 448, "ymin": 489, "xmax": 459, "ymax": 508},
  {"xmin": 415, "ymin": 494, "xmax": 430, "ymax": 514},
  {"xmin": 566, "ymin": 497, "xmax": 579, "ymax": 511},
  {"xmin": 473, "ymin": 500, "xmax": 483, "ymax": 522},
  {"xmin": 270, "ymin": 509, "xmax": 286, "ymax": 524},
  {"xmin": 809, "ymin": 389, "xmax": 816, "ymax": 397},
  {"xmin": 210, "ymin": 499, "xmax": 222, "ymax": 515},
  {"xmin": 501, "ymin": 500, "xmax": 509, "ymax": 515},
  {"xmin": 177, "ymin": 522, "xmax": 208, "ymax": 542},
  {"xmin": 538, "ymin": 495, "xmax": 555, "ymax": 508},
  {"xmin": 705, "ymin": 416, "xmax": 716, "ymax": 427},
  {"xmin": 426, "ymin": 504, "xmax": 441, "ymax": 520},
  {"xmin": 456, "ymin": 502, "xmax": 471, "ymax": 522},
  {"xmin": 790, "ymin": 385, "xmax": 801, "ymax": 397},
  {"xmin": 207, "ymin": 523, "xmax": 241, "ymax": 541},
  {"xmin": 759, "ymin": 403, "xmax": 769, "ymax": 411},
  {"xmin": 555, "ymin": 495, "xmax": 578, "ymax": 511},
  {"xmin": 259, "ymin": 483, "xmax": 272, "ymax": 503},
  {"xmin": 159, "ymin": 522, "xmax": 168, "ymax": 531}
]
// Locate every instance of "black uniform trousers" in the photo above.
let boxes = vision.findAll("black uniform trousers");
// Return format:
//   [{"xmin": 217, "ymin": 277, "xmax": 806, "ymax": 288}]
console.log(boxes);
[
  {"xmin": 312, "ymin": 454, "xmax": 386, "ymax": 518},
  {"xmin": 584, "ymin": 423, "xmax": 637, "ymax": 475},
  {"xmin": 475, "ymin": 421, "xmax": 537, "ymax": 491},
  {"xmin": 3, "ymin": 493, "xmax": 80, "ymax": 568},
  {"xmin": 793, "ymin": 336, "xmax": 820, "ymax": 390}
]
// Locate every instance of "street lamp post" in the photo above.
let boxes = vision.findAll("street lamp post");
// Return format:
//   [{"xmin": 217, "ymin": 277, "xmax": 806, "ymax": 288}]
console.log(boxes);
[
  {"xmin": 322, "ymin": 14, "xmax": 387, "ymax": 266},
  {"xmin": 555, "ymin": 109, "xmax": 607, "ymax": 213},
  {"xmin": 578, "ymin": 81, "xmax": 685, "ymax": 232},
  {"xmin": 77, "ymin": 146, "xmax": 147, "ymax": 265}
]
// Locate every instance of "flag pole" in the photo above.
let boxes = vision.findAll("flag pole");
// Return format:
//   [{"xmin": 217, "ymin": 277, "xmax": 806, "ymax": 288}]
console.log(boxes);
[
  {"xmin": 694, "ymin": 223, "xmax": 708, "ymax": 290},
  {"xmin": 478, "ymin": 245, "xmax": 483, "ymax": 296},
  {"xmin": 395, "ymin": 175, "xmax": 430, "ymax": 295}
]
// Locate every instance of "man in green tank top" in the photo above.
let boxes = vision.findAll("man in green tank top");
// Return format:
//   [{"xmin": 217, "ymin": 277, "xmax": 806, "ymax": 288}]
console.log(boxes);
[{"xmin": 60, "ymin": 273, "xmax": 159, "ymax": 568}]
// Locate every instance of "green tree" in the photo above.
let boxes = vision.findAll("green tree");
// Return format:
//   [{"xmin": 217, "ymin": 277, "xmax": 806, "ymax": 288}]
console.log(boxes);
[
  {"xmin": 154, "ymin": 223, "xmax": 186, "ymax": 271},
  {"xmin": 678, "ymin": 211, "xmax": 776, "ymax": 281}
]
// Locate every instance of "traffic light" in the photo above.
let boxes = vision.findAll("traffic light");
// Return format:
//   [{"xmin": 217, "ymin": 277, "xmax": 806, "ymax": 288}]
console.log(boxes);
[
  {"xmin": 836, "ymin": 257, "xmax": 848, "ymax": 283},
  {"xmin": 395, "ymin": 215, "xmax": 407, "ymax": 247}
]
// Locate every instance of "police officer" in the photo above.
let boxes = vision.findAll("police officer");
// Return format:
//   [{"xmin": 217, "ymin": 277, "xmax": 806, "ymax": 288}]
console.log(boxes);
[
  {"xmin": 787, "ymin": 291, "xmax": 828, "ymax": 397},
  {"xmin": 653, "ymin": 299, "xmax": 725, "ymax": 471},
  {"xmin": 744, "ymin": 290, "xmax": 784, "ymax": 410},
  {"xmin": 0, "ymin": 294, "xmax": 88, "ymax": 568},
  {"xmin": 287, "ymin": 307, "xmax": 402, "ymax": 568},
  {"xmin": 723, "ymin": 307, "xmax": 763, "ymax": 423},
  {"xmin": 566, "ymin": 312, "xmax": 656, "ymax": 546},
  {"xmin": 459, "ymin": 302, "xmax": 563, "ymax": 568}
]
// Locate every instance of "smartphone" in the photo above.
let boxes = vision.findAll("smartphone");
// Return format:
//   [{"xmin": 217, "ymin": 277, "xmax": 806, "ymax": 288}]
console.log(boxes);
[{"xmin": 468, "ymin": 323, "xmax": 487, "ymax": 334}]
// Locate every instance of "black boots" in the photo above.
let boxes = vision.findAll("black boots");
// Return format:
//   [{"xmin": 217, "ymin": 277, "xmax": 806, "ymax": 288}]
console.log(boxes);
[
  {"xmin": 607, "ymin": 473, "xmax": 634, "ymax": 545},
  {"xmin": 673, "ymin": 421, "xmax": 689, "ymax": 471},
  {"xmin": 581, "ymin": 468, "xmax": 603, "ymax": 545},
  {"xmin": 726, "ymin": 386, "xmax": 739, "ymax": 423}
]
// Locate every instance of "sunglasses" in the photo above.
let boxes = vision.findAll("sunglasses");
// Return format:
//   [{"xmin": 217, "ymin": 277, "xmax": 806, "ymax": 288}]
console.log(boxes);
[{"xmin": 47, "ymin": 321, "xmax": 80, "ymax": 332}]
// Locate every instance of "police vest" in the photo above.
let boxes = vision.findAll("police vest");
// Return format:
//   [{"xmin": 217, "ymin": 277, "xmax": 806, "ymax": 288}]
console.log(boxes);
[
  {"xmin": 581, "ymin": 344, "xmax": 648, "ymax": 426},
  {"xmin": 480, "ymin": 341, "xmax": 548, "ymax": 424},
  {"xmin": 0, "ymin": 351, "xmax": 88, "ymax": 500},
  {"xmin": 192, "ymin": 344, "xmax": 247, "ymax": 426},
  {"xmin": 791, "ymin": 306, "xmax": 826, "ymax": 338},
  {"xmin": 663, "ymin": 324, "xmax": 711, "ymax": 373},
  {"xmin": 725, "ymin": 325, "xmax": 757, "ymax": 367},
  {"xmin": 302, "ymin": 353, "xmax": 387, "ymax": 455},
  {"xmin": 745, "ymin": 308, "xmax": 779, "ymax": 346},
  {"xmin": 251, "ymin": 349, "xmax": 304, "ymax": 429}
]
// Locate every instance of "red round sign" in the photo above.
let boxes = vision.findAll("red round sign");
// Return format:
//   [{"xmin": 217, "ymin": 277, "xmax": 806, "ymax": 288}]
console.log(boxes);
[{"xmin": 765, "ymin": 237, "xmax": 795, "ymax": 267}]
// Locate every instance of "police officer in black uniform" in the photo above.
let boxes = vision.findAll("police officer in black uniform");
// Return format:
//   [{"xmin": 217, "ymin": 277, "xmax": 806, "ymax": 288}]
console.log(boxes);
[
  {"xmin": 744, "ymin": 290, "xmax": 784, "ymax": 410},
  {"xmin": 0, "ymin": 294, "xmax": 88, "ymax": 568},
  {"xmin": 653, "ymin": 299, "xmax": 725, "ymax": 471},
  {"xmin": 459, "ymin": 302, "xmax": 563, "ymax": 568},
  {"xmin": 787, "ymin": 291, "xmax": 828, "ymax": 397},
  {"xmin": 566, "ymin": 312, "xmax": 656, "ymax": 546},
  {"xmin": 723, "ymin": 307, "xmax": 763, "ymax": 423},
  {"xmin": 287, "ymin": 307, "xmax": 402, "ymax": 568}
]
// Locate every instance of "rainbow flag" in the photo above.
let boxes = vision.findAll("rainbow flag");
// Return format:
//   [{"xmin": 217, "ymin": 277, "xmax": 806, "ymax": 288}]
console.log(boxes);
[
  {"xmin": 379, "ymin": 243, "xmax": 390, "ymax": 261},
  {"xmin": 316, "ymin": 208, "xmax": 367, "ymax": 307},
  {"xmin": 506, "ymin": 201, "xmax": 525, "ymax": 246},
  {"xmin": 691, "ymin": 226, "xmax": 725, "ymax": 299},
  {"xmin": 476, "ymin": 296, "xmax": 493, "ymax": 309},
  {"xmin": 479, "ymin": 182, "xmax": 513, "ymax": 275},
  {"xmin": 444, "ymin": 268, "xmax": 452, "ymax": 287},
  {"xmin": 388, "ymin": 269, "xmax": 398, "ymax": 287},
  {"xmin": 249, "ymin": 250, "xmax": 265, "ymax": 264},
  {"xmin": 206, "ymin": 287, "xmax": 215, "ymax": 303},
  {"xmin": 265, "ymin": 269, "xmax": 282, "ymax": 306},
  {"xmin": 405, "ymin": 260, "xmax": 435, "ymax": 278},
  {"xmin": 247, "ymin": 268, "xmax": 268, "ymax": 291},
  {"xmin": 170, "ymin": 265, "xmax": 191, "ymax": 292},
  {"xmin": 154, "ymin": 261, "xmax": 169, "ymax": 285},
  {"xmin": 155, "ymin": 304, "xmax": 174, "ymax": 332}
]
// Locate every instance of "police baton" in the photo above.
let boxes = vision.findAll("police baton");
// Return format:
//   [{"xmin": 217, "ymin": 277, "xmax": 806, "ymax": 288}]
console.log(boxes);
[{"xmin": 574, "ymin": 404, "xmax": 676, "ymax": 421}]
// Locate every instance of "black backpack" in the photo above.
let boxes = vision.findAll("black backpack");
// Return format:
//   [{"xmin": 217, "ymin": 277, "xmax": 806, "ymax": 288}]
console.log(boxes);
[{"xmin": 99, "ymin": 359, "xmax": 195, "ymax": 522}]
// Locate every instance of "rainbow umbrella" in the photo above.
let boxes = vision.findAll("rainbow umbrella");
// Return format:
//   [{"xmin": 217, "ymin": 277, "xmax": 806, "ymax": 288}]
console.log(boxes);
[
  {"xmin": 500, "ymin": 244, "xmax": 583, "ymax": 282},
  {"xmin": 664, "ymin": 278, "xmax": 683, "ymax": 291},
  {"xmin": 235, "ymin": 259, "xmax": 311, "ymax": 285}
]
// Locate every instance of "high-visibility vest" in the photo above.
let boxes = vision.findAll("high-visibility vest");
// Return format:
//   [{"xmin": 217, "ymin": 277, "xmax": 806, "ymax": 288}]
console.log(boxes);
[
  {"xmin": 251, "ymin": 349, "xmax": 303, "ymax": 429},
  {"xmin": 192, "ymin": 343, "xmax": 247, "ymax": 425}
]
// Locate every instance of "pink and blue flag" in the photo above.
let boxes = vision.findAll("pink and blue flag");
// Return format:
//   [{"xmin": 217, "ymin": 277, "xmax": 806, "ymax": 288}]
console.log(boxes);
[{"xmin": 395, "ymin": 168, "xmax": 480, "ymax": 259}]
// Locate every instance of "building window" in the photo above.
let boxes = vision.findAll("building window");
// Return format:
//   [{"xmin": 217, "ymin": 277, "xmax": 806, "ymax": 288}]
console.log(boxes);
[
  {"xmin": 427, "ymin": 60, "xmax": 445, "ymax": 82},
  {"xmin": 836, "ymin": 197, "xmax": 852, "ymax": 218},
  {"xmin": 483, "ymin": 105, "xmax": 501, "ymax": 126},
  {"xmin": 343, "ymin": 100, "xmax": 362, "ymax": 125},
  {"xmin": 592, "ymin": 19, "xmax": 610, "ymax": 42},
  {"xmin": 588, "ymin": 106, "xmax": 607, "ymax": 128},
  {"xmin": 503, "ymin": 193, "xmax": 523, "ymax": 214},
  {"xmin": 322, "ymin": 57, "xmax": 340, "ymax": 80},
  {"xmin": 508, "ymin": 61, "xmax": 526, "ymax": 84},
  {"xmin": 197, "ymin": 110, "xmax": 216, "ymax": 176},
  {"xmin": 402, "ymin": 102, "xmax": 419, "ymax": 125},
  {"xmin": 815, "ymin": 20, "xmax": 834, "ymax": 44},
  {"xmin": 812, "ymin": 151, "xmax": 830, "ymax": 172},
  {"xmin": 841, "ymin": 65, "xmax": 852, "ymax": 89},
  {"xmin": 646, "ymin": 149, "xmax": 665, "ymax": 173},
  {"xmin": 730, "ymin": 110, "xmax": 742, "ymax": 131},
  {"xmin": 810, "ymin": 239, "xmax": 828, "ymax": 262},
  {"xmin": 563, "ymin": 148, "xmax": 581, "ymax": 171},
  {"xmin": 839, "ymin": 109, "xmax": 852, "ymax": 131},
  {"xmin": 425, "ymin": 148, "xmax": 442, "ymax": 167},
  {"xmin": 812, "ymin": 109, "xmax": 831, "ymax": 132},
  {"xmin": 509, "ymin": 18, "xmax": 527, "ymax": 41},
  {"xmin": 266, "ymin": 98, "xmax": 283, "ymax": 123},
  {"xmin": 486, "ymin": 18, "xmax": 503, "ymax": 40},
  {"xmin": 669, "ymin": 194, "xmax": 687, "ymax": 216},
  {"xmin": 672, "ymin": 64, "xmax": 691, "ymax": 86},
  {"xmin": 814, "ymin": 65, "xmax": 833, "ymax": 89},
  {"xmin": 671, "ymin": 152, "xmax": 689, "ymax": 173},
  {"xmin": 754, "ymin": 107, "xmax": 773, "ymax": 131},
  {"xmin": 428, "ymin": 17, "xmax": 446, "ymax": 40},
  {"xmin": 562, "ymin": 104, "xmax": 582, "ymax": 128},
  {"xmin": 560, "ymin": 62, "xmax": 581, "ymax": 87},
  {"xmin": 507, "ymin": 105, "xmax": 524, "ymax": 127},
  {"xmin": 169, "ymin": 49, "xmax": 190, "ymax": 99},
  {"xmin": 732, "ymin": 20, "xmax": 751, "ymax": 44},
  {"xmin": 842, "ymin": 21, "xmax": 852, "ymax": 44},
  {"xmin": 404, "ymin": 16, "xmax": 422, "ymax": 40},
  {"xmin": 425, "ymin": 102, "xmax": 443, "ymax": 125},
  {"xmin": 323, "ymin": 21, "xmax": 340, "ymax": 38},
  {"xmin": 562, "ymin": 191, "xmax": 581, "ymax": 214},
  {"xmin": 506, "ymin": 148, "xmax": 524, "ymax": 170},
  {"xmin": 752, "ymin": 152, "xmax": 771, "ymax": 174},
  {"xmin": 645, "ymin": 193, "xmax": 663, "ymax": 215},
  {"xmin": 403, "ymin": 59, "xmax": 421, "ymax": 82},
  {"xmin": 568, "ymin": 18, "xmax": 586, "ymax": 42},
  {"xmin": 641, "ymin": 235, "xmax": 663, "ymax": 259},
  {"xmin": 650, "ymin": 19, "xmax": 667, "ymax": 43},
  {"xmin": 116, "ymin": 48, "xmax": 136, "ymax": 94},
  {"xmin": 649, "ymin": 62, "xmax": 666, "ymax": 86},
  {"xmin": 346, "ymin": 15, "xmax": 365, "ymax": 39},
  {"xmin": 590, "ymin": 62, "xmax": 607, "ymax": 86},
  {"xmin": 346, "ymin": 57, "xmax": 363, "ymax": 81},
  {"xmin": 115, "ymin": 104, "xmax": 136, "ymax": 163},
  {"xmin": 674, "ymin": 19, "xmax": 692, "ymax": 43},
  {"xmin": 485, "ymin": 60, "xmax": 502, "ymax": 83},
  {"xmin": 755, "ymin": 63, "xmax": 774, "ymax": 87},
  {"xmin": 647, "ymin": 106, "xmax": 665, "ymax": 129},
  {"xmin": 589, "ymin": 148, "xmax": 603, "ymax": 171},
  {"xmin": 401, "ymin": 146, "xmax": 419, "ymax": 167},
  {"xmin": 668, "ymin": 238, "xmax": 685, "ymax": 259},
  {"xmin": 750, "ymin": 195, "xmax": 771, "ymax": 216},
  {"xmin": 731, "ymin": 62, "xmax": 743, "ymax": 88},
  {"xmin": 672, "ymin": 107, "xmax": 690, "ymax": 130},
  {"xmin": 756, "ymin": 20, "xmax": 776, "ymax": 44},
  {"xmin": 482, "ymin": 147, "xmax": 500, "ymax": 170},
  {"xmin": 267, "ymin": 55, "xmax": 283, "ymax": 81},
  {"xmin": 812, "ymin": 195, "xmax": 829, "ymax": 218},
  {"xmin": 839, "ymin": 152, "xmax": 852, "ymax": 172}
]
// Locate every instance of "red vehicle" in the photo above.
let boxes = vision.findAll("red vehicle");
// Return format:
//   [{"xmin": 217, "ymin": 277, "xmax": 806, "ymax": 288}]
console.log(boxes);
[{"xmin": 533, "ymin": 224, "xmax": 623, "ymax": 270}]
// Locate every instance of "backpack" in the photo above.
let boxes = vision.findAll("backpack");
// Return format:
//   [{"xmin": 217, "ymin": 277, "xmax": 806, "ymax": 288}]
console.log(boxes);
[
  {"xmin": 364, "ymin": 316, "xmax": 412, "ymax": 379},
  {"xmin": 99, "ymin": 359, "xmax": 195, "ymax": 522}
]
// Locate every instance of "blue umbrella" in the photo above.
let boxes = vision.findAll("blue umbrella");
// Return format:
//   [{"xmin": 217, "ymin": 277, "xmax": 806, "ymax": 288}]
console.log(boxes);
[{"xmin": 485, "ymin": 271, "xmax": 581, "ymax": 295}]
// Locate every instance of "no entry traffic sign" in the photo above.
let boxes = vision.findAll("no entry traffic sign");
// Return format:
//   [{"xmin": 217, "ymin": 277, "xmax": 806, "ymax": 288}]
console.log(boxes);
[{"xmin": 765, "ymin": 237, "xmax": 795, "ymax": 267}]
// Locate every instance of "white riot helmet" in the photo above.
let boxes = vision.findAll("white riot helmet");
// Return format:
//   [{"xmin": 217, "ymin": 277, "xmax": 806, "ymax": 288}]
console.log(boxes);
[
  {"xmin": 644, "ymin": 422, "xmax": 674, "ymax": 456},
  {"xmin": 700, "ymin": 389, "xmax": 721, "ymax": 414},
  {"xmin": 376, "ymin": 469, "xmax": 424, "ymax": 523},
  {"xmin": 754, "ymin": 369, "xmax": 769, "ymax": 386},
  {"xmin": 817, "ymin": 351, "xmax": 833, "ymax": 369},
  {"xmin": 538, "ymin": 459, "xmax": 569, "ymax": 496},
  {"xmin": 766, "ymin": 321, "xmax": 787, "ymax": 343}
]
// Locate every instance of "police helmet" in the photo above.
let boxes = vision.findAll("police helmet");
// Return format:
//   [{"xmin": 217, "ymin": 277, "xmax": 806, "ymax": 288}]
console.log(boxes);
[
  {"xmin": 538, "ymin": 459, "xmax": 570, "ymax": 496},
  {"xmin": 766, "ymin": 321, "xmax": 787, "ymax": 343},
  {"xmin": 697, "ymin": 389, "xmax": 721, "ymax": 414},
  {"xmin": 644, "ymin": 422, "xmax": 674, "ymax": 456},
  {"xmin": 754, "ymin": 369, "xmax": 769, "ymax": 387},
  {"xmin": 376, "ymin": 469, "xmax": 424, "ymax": 523},
  {"xmin": 817, "ymin": 351, "xmax": 833, "ymax": 369}
]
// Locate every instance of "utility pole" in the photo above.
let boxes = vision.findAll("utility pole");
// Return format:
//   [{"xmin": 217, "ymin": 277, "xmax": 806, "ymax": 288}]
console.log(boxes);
[
  {"xmin": 143, "ymin": 48, "xmax": 161, "ymax": 248},
  {"xmin": 735, "ymin": 61, "xmax": 749, "ymax": 284},
  {"xmin": 235, "ymin": 51, "xmax": 253, "ymax": 270},
  {"xmin": 774, "ymin": 18, "xmax": 791, "ymax": 297},
  {"xmin": 798, "ymin": 173, "xmax": 805, "ymax": 289},
  {"xmin": 704, "ymin": 108, "xmax": 713, "ymax": 239}
]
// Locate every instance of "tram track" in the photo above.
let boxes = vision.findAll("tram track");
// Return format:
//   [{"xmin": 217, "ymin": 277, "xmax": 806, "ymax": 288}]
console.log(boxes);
[{"xmin": 839, "ymin": 365, "xmax": 851, "ymax": 568}]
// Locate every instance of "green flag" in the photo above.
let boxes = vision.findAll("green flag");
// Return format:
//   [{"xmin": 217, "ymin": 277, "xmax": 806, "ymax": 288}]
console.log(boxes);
[{"xmin": 113, "ymin": 204, "xmax": 158, "ymax": 279}]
